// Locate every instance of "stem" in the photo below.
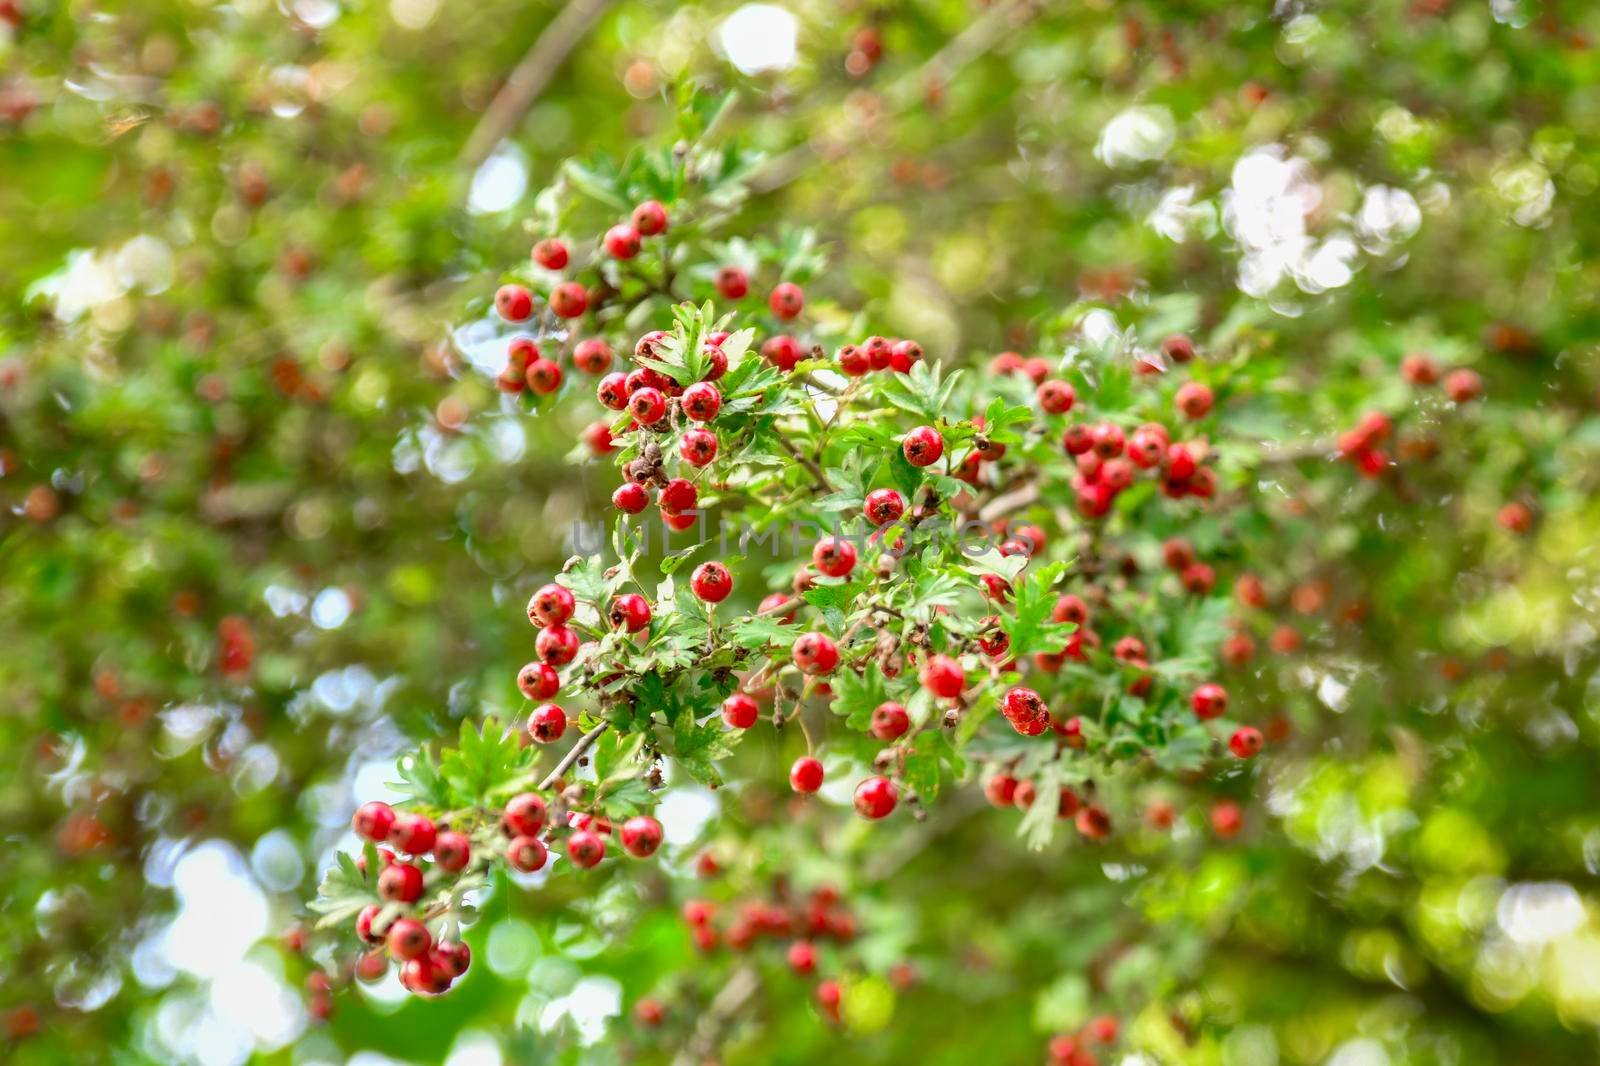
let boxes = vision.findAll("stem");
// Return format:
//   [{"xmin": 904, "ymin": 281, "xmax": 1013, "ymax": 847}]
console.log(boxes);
[
  {"xmin": 538, "ymin": 721, "xmax": 610, "ymax": 790},
  {"xmin": 672, "ymin": 964, "xmax": 761, "ymax": 1066},
  {"xmin": 776, "ymin": 433, "xmax": 833, "ymax": 493}
]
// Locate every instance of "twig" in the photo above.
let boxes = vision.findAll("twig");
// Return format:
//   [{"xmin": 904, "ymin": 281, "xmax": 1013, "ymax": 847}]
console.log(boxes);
[
  {"xmin": 978, "ymin": 479, "xmax": 1040, "ymax": 523},
  {"xmin": 538, "ymin": 721, "xmax": 610, "ymax": 789},
  {"xmin": 776, "ymin": 434, "xmax": 833, "ymax": 493},
  {"xmin": 672, "ymin": 964, "xmax": 760, "ymax": 1066},
  {"xmin": 459, "ymin": 0, "xmax": 617, "ymax": 170}
]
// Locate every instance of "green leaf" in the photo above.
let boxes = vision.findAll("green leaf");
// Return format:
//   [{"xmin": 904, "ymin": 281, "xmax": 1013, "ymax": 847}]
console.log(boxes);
[
  {"xmin": 1001, "ymin": 561, "xmax": 1075, "ymax": 658},
  {"xmin": 828, "ymin": 669, "xmax": 887, "ymax": 731},
  {"xmin": 390, "ymin": 746, "xmax": 452, "ymax": 809},
  {"xmin": 727, "ymin": 614, "xmax": 803, "ymax": 650}
]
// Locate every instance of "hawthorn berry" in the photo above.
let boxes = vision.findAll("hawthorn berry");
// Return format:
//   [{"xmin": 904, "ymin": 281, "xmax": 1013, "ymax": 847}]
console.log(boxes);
[
  {"xmin": 1162, "ymin": 334, "xmax": 1196, "ymax": 363},
  {"xmin": 1191, "ymin": 682, "xmax": 1228, "ymax": 720},
  {"xmin": 634, "ymin": 998, "xmax": 665, "ymax": 1027},
  {"xmin": 506, "ymin": 834, "xmax": 548, "ymax": 873},
  {"xmin": 1101, "ymin": 458, "xmax": 1134, "ymax": 492},
  {"xmin": 604, "ymin": 223, "xmax": 641, "ymax": 259},
  {"xmin": 1166, "ymin": 443, "xmax": 1197, "ymax": 481},
  {"xmin": 837, "ymin": 343, "xmax": 871, "ymax": 376},
  {"xmin": 352, "ymin": 800, "xmax": 396, "ymax": 842},
  {"xmin": 1175, "ymin": 381, "xmax": 1213, "ymax": 419},
  {"xmin": 984, "ymin": 774, "xmax": 1019, "ymax": 807},
  {"xmin": 871, "ymin": 701, "xmax": 910, "ymax": 741},
  {"xmin": 550, "ymin": 281, "xmax": 588, "ymax": 319},
  {"xmin": 662, "ymin": 510, "xmax": 698, "ymax": 532},
  {"xmin": 902, "ymin": 425, "xmax": 944, "ymax": 467},
  {"xmin": 567, "ymin": 829, "xmax": 606, "ymax": 868},
  {"xmin": 387, "ymin": 918, "xmax": 432, "ymax": 961},
  {"xmin": 377, "ymin": 862, "xmax": 424, "ymax": 903},
  {"xmin": 721, "ymin": 692, "xmax": 760, "ymax": 729},
  {"xmin": 612, "ymin": 482, "xmax": 649, "ymax": 514},
  {"xmin": 790, "ymin": 756, "xmax": 825, "ymax": 793},
  {"xmin": 629, "ymin": 386, "xmax": 667, "ymax": 425},
  {"xmin": 979, "ymin": 573, "xmax": 1012, "ymax": 604},
  {"xmin": 1211, "ymin": 801, "xmax": 1243, "ymax": 839},
  {"xmin": 701, "ymin": 340, "xmax": 729, "ymax": 380},
  {"xmin": 630, "ymin": 200, "xmax": 667, "ymax": 236},
  {"xmin": 1498, "ymin": 501, "xmax": 1533, "ymax": 534},
  {"xmin": 433, "ymin": 940, "xmax": 471, "ymax": 980},
  {"xmin": 769, "ymin": 281, "xmax": 804, "ymax": 320},
  {"xmin": 1229, "ymin": 726, "xmax": 1263, "ymax": 758},
  {"xmin": 1161, "ymin": 538, "xmax": 1195, "ymax": 572},
  {"xmin": 620, "ymin": 815, "xmax": 663, "ymax": 858},
  {"xmin": 690, "ymin": 561, "xmax": 732, "ymax": 603},
  {"xmin": 1444, "ymin": 368, "xmax": 1483, "ymax": 403},
  {"xmin": 859, "ymin": 335, "xmax": 891, "ymax": 371},
  {"xmin": 1401, "ymin": 352, "xmax": 1440, "ymax": 385},
  {"xmin": 494, "ymin": 284, "xmax": 534, "ymax": 322},
  {"xmin": 864, "ymin": 488, "xmax": 906, "ymax": 526},
  {"xmin": 597, "ymin": 372, "xmax": 629, "ymax": 410},
  {"xmin": 388, "ymin": 813, "xmax": 437, "ymax": 855},
  {"xmin": 1181, "ymin": 562, "xmax": 1216, "ymax": 595},
  {"xmin": 792, "ymin": 632, "xmax": 840, "ymax": 675},
  {"xmin": 401, "ymin": 955, "xmax": 452, "ymax": 995},
  {"xmin": 762, "ymin": 334, "xmax": 803, "ymax": 371},
  {"xmin": 434, "ymin": 831, "xmax": 471, "ymax": 872},
  {"xmin": 715, "ymin": 265, "xmax": 750, "ymax": 300},
  {"xmin": 1061, "ymin": 423, "xmax": 1093, "ymax": 455},
  {"xmin": 532, "ymin": 238, "xmax": 568, "ymax": 270},
  {"xmin": 787, "ymin": 940, "xmax": 817, "ymax": 975},
  {"xmin": 1075, "ymin": 805, "xmax": 1112, "ymax": 840},
  {"xmin": 854, "ymin": 776, "xmax": 898, "ymax": 819},
  {"xmin": 529, "ymin": 702, "xmax": 567, "ymax": 743},
  {"xmin": 525, "ymin": 358, "xmax": 562, "ymax": 394},
  {"xmin": 680, "ymin": 428, "xmax": 718, "ymax": 466},
  {"xmin": 812, "ymin": 536, "xmax": 857, "ymax": 577},
  {"xmin": 356, "ymin": 904, "xmax": 387, "ymax": 944},
  {"xmin": 659, "ymin": 477, "xmax": 697, "ymax": 514},
  {"xmin": 1001, "ymin": 686, "xmax": 1050, "ymax": 735},
  {"xmin": 573, "ymin": 338, "xmax": 613, "ymax": 375},
  {"xmin": 584, "ymin": 420, "xmax": 615, "ymax": 455},
  {"xmin": 1037, "ymin": 379, "xmax": 1076, "ymax": 414},
  {"xmin": 609, "ymin": 593, "xmax": 652, "ymax": 633},
  {"xmin": 503, "ymin": 792, "xmax": 549, "ymax": 836},
  {"xmin": 889, "ymin": 339, "xmax": 923, "ymax": 373},
  {"xmin": 1090, "ymin": 422, "xmax": 1125, "ymax": 459},
  {"xmin": 682, "ymin": 381, "xmax": 721, "ymax": 421}
]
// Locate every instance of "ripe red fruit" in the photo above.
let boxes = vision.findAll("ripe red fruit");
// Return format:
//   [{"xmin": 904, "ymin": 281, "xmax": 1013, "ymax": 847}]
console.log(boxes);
[
  {"xmin": 529, "ymin": 702, "xmax": 567, "ymax": 743},
  {"xmin": 1401, "ymin": 352, "xmax": 1440, "ymax": 385},
  {"xmin": 680, "ymin": 427, "xmax": 718, "ymax": 466},
  {"xmin": 1444, "ymin": 368, "xmax": 1483, "ymax": 403},
  {"xmin": 604, "ymin": 223, "xmax": 641, "ymax": 259},
  {"xmin": 1229, "ymin": 726, "xmax": 1263, "ymax": 758},
  {"xmin": 759, "ymin": 592, "xmax": 798, "ymax": 622},
  {"xmin": 837, "ymin": 343, "xmax": 871, "ymax": 376},
  {"xmin": 1053, "ymin": 594, "xmax": 1089, "ymax": 626},
  {"xmin": 583, "ymin": 420, "xmax": 615, "ymax": 456},
  {"xmin": 1161, "ymin": 538, "xmax": 1195, "ymax": 572},
  {"xmin": 682, "ymin": 381, "xmax": 721, "ymax": 421},
  {"xmin": 854, "ymin": 776, "xmax": 898, "ymax": 819},
  {"xmin": 787, "ymin": 940, "xmax": 817, "ymax": 975},
  {"xmin": 792, "ymin": 632, "xmax": 840, "ymax": 675},
  {"xmin": 715, "ymin": 265, "xmax": 749, "ymax": 300},
  {"xmin": 528, "ymin": 583, "xmax": 575, "ymax": 628},
  {"xmin": 659, "ymin": 478, "xmax": 698, "ymax": 514},
  {"xmin": 503, "ymin": 792, "xmax": 549, "ymax": 836},
  {"xmin": 434, "ymin": 831, "xmax": 471, "ymax": 872},
  {"xmin": 762, "ymin": 334, "xmax": 803, "ymax": 371},
  {"xmin": 433, "ymin": 940, "xmax": 471, "ymax": 979},
  {"xmin": 388, "ymin": 813, "xmax": 437, "ymax": 855},
  {"xmin": 525, "ymin": 358, "xmax": 562, "ymax": 394},
  {"xmin": 862, "ymin": 336, "xmax": 892, "ymax": 371},
  {"xmin": 1211, "ymin": 801, "xmax": 1243, "ymax": 839},
  {"xmin": 532, "ymin": 238, "xmax": 568, "ymax": 270},
  {"xmin": 889, "ymin": 339, "xmax": 923, "ymax": 373},
  {"xmin": 609, "ymin": 593, "xmax": 652, "ymax": 632},
  {"xmin": 387, "ymin": 918, "xmax": 432, "ymax": 961},
  {"xmin": 401, "ymin": 955, "xmax": 451, "ymax": 995},
  {"xmin": 573, "ymin": 338, "xmax": 613, "ymax": 375},
  {"xmin": 662, "ymin": 509, "xmax": 698, "ymax": 532},
  {"xmin": 1161, "ymin": 334, "xmax": 1196, "ymax": 363},
  {"xmin": 1100, "ymin": 458, "xmax": 1134, "ymax": 493},
  {"xmin": 356, "ymin": 904, "xmax": 386, "ymax": 944},
  {"xmin": 506, "ymin": 834, "xmax": 548, "ymax": 872},
  {"xmin": 629, "ymin": 386, "xmax": 666, "ymax": 425},
  {"xmin": 1090, "ymin": 422, "xmax": 1125, "ymax": 459},
  {"xmin": 790, "ymin": 757, "xmax": 825, "ymax": 793},
  {"xmin": 769, "ymin": 281, "xmax": 804, "ymax": 320},
  {"xmin": 597, "ymin": 372, "xmax": 629, "ymax": 410},
  {"xmin": 612, "ymin": 482, "xmax": 649, "ymax": 514},
  {"xmin": 1498, "ymin": 501, "xmax": 1533, "ymax": 534},
  {"xmin": 870, "ymin": 701, "xmax": 910, "ymax": 741},
  {"xmin": 1037, "ymin": 379, "xmax": 1076, "ymax": 414},
  {"xmin": 812, "ymin": 536, "xmax": 857, "ymax": 577},
  {"xmin": 550, "ymin": 281, "xmax": 588, "ymax": 319},
  {"xmin": 352, "ymin": 800, "xmax": 396, "ymax": 842},
  {"xmin": 1175, "ymin": 381, "xmax": 1213, "ymax": 419},
  {"xmin": 494, "ymin": 284, "xmax": 534, "ymax": 322},
  {"xmin": 1001, "ymin": 686, "xmax": 1050, "ymax": 735},
  {"xmin": 691, "ymin": 562, "xmax": 732, "ymax": 603},
  {"xmin": 1181, "ymin": 562, "xmax": 1216, "ymax": 596},
  {"xmin": 377, "ymin": 862, "xmax": 424, "ymax": 903},
  {"xmin": 722, "ymin": 692, "xmax": 760, "ymax": 729},
  {"xmin": 1191, "ymin": 682, "xmax": 1229, "ymax": 720},
  {"xmin": 1055, "ymin": 788, "xmax": 1082, "ymax": 820},
  {"xmin": 567, "ymin": 829, "xmax": 606, "ymax": 868},
  {"xmin": 984, "ymin": 774, "xmax": 1019, "ymax": 807},
  {"xmin": 536, "ymin": 625, "xmax": 579, "ymax": 666},
  {"xmin": 1061, "ymin": 423, "xmax": 1093, "ymax": 455},
  {"xmin": 902, "ymin": 425, "xmax": 944, "ymax": 467},
  {"xmin": 630, "ymin": 200, "xmax": 668, "ymax": 236},
  {"xmin": 919, "ymin": 654, "xmax": 964, "ymax": 698},
  {"xmin": 864, "ymin": 488, "xmax": 905, "ymax": 526},
  {"xmin": 702, "ymin": 340, "xmax": 729, "ymax": 380},
  {"xmin": 635, "ymin": 331, "xmax": 669, "ymax": 359},
  {"xmin": 620, "ymin": 815, "xmax": 663, "ymax": 857},
  {"xmin": 634, "ymin": 998, "xmax": 665, "ymax": 1027},
  {"xmin": 1075, "ymin": 805, "xmax": 1112, "ymax": 840}
]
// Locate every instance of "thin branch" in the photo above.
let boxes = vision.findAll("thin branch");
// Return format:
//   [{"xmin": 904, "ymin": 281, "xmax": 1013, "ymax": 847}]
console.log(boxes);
[
  {"xmin": 538, "ymin": 721, "xmax": 610, "ymax": 790},
  {"xmin": 459, "ymin": 0, "xmax": 617, "ymax": 170},
  {"xmin": 672, "ymin": 964, "xmax": 760, "ymax": 1066},
  {"xmin": 776, "ymin": 433, "xmax": 833, "ymax": 493},
  {"xmin": 978, "ymin": 479, "xmax": 1040, "ymax": 523}
]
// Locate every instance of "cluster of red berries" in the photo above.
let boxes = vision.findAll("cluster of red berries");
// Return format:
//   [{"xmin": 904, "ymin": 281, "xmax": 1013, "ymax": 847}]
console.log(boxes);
[
  {"xmin": 982, "ymin": 769, "xmax": 1113, "ymax": 839},
  {"xmin": 1340, "ymin": 354, "xmax": 1484, "ymax": 477},
  {"xmin": 1046, "ymin": 1014, "xmax": 1123, "ymax": 1066}
]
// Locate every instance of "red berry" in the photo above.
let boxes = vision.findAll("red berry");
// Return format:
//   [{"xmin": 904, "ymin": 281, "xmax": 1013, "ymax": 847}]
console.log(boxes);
[
  {"xmin": 550, "ymin": 281, "xmax": 588, "ymax": 319},
  {"xmin": 387, "ymin": 918, "xmax": 432, "ymax": 961},
  {"xmin": 609, "ymin": 593, "xmax": 651, "ymax": 633},
  {"xmin": 356, "ymin": 904, "xmax": 387, "ymax": 944},
  {"xmin": 620, "ymin": 815, "xmax": 663, "ymax": 857},
  {"xmin": 1075, "ymin": 805, "xmax": 1112, "ymax": 840},
  {"xmin": 525, "ymin": 358, "xmax": 562, "ymax": 395},
  {"xmin": 388, "ymin": 813, "xmax": 437, "ymax": 856},
  {"xmin": 528, "ymin": 583, "xmax": 575, "ymax": 628},
  {"xmin": 863, "ymin": 336, "xmax": 892, "ymax": 371},
  {"xmin": 433, "ymin": 940, "xmax": 471, "ymax": 979},
  {"xmin": 401, "ymin": 955, "xmax": 451, "ymax": 995},
  {"xmin": 631, "ymin": 200, "xmax": 668, "ymax": 236},
  {"xmin": 1444, "ymin": 367, "xmax": 1483, "ymax": 403},
  {"xmin": 1181, "ymin": 562, "xmax": 1216, "ymax": 595},
  {"xmin": 920, "ymin": 654, "xmax": 964, "ymax": 698},
  {"xmin": 503, "ymin": 793, "xmax": 548, "ymax": 836},
  {"xmin": 1037, "ymin": 379, "xmax": 1076, "ymax": 414},
  {"xmin": 816, "ymin": 979, "xmax": 843, "ymax": 1022},
  {"xmin": 792, "ymin": 632, "xmax": 839, "ymax": 675},
  {"xmin": 377, "ymin": 862, "xmax": 424, "ymax": 903},
  {"xmin": 680, "ymin": 428, "xmax": 718, "ymax": 466},
  {"xmin": 1175, "ymin": 381, "xmax": 1213, "ymax": 419},
  {"xmin": 1401, "ymin": 352, "xmax": 1440, "ymax": 385},
  {"xmin": 629, "ymin": 386, "xmax": 666, "ymax": 425},
  {"xmin": 1211, "ymin": 801, "xmax": 1243, "ymax": 839},
  {"xmin": 536, "ymin": 624, "xmax": 579, "ymax": 665},
  {"xmin": 889, "ymin": 339, "xmax": 923, "ymax": 373},
  {"xmin": 1161, "ymin": 334, "xmax": 1195, "ymax": 363},
  {"xmin": 1000, "ymin": 686, "xmax": 1050, "ymax": 734},
  {"xmin": 837, "ymin": 343, "xmax": 871, "ymax": 376},
  {"xmin": 506, "ymin": 834, "xmax": 548, "ymax": 872},
  {"xmin": 1061, "ymin": 423, "xmax": 1093, "ymax": 456},
  {"xmin": 722, "ymin": 692, "xmax": 760, "ymax": 729},
  {"xmin": 662, "ymin": 509, "xmax": 698, "ymax": 532},
  {"xmin": 702, "ymin": 340, "xmax": 729, "ymax": 380},
  {"xmin": 769, "ymin": 281, "xmax": 804, "ymax": 320},
  {"xmin": 762, "ymin": 334, "xmax": 803, "ymax": 371},
  {"xmin": 864, "ymin": 488, "xmax": 905, "ymax": 526},
  {"xmin": 573, "ymin": 338, "xmax": 613, "ymax": 375},
  {"xmin": 853, "ymin": 776, "xmax": 898, "ymax": 819},
  {"xmin": 991, "ymin": 351, "xmax": 1026, "ymax": 375},
  {"xmin": 494, "ymin": 284, "xmax": 534, "ymax": 322},
  {"xmin": 1191, "ymin": 682, "xmax": 1228, "ymax": 720},
  {"xmin": 584, "ymin": 420, "xmax": 615, "ymax": 456},
  {"xmin": 1162, "ymin": 538, "xmax": 1196, "ymax": 572},
  {"xmin": 1229, "ymin": 726, "xmax": 1263, "ymax": 758},
  {"xmin": 682, "ymin": 382, "xmax": 721, "ymax": 421},
  {"xmin": 1090, "ymin": 423, "xmax": 1125, "ymax": 459},
  {"xmin": 812, "ymin": 536, "xmax": 857, "ymax": 577},
  {"xmin": 567, "ymin": 829, "xmax": 606, "ymax": 868},
  {"xmin": 612, "ymin": 482, "xmax": 649, "ymax": 514},
  {"xmin": 789, "ymin": 756, "xmax": 824, "ymax": 793},
  {"xmin": 902, "ymin": 426, "xmax": 944, "ymax": 467},
  {"xmin": 635, "ymin": 331, "xmax": 669, "ymax": 360},
  {"xmin": 434, "ymin": 831, "xmax": 471, "ymax": 872},
  {"xmin": 532, "ymin": 238, "xmax": 568, "ymax": 270},
  {"xmin": 635, "ymin": 998, "xmax": 665, "ymax": 1027},
  {"xmin": 870, "ymin": 701, "xmax": 909, "ymax": 741},
  {"xmin": 352, "ymin": 801, "xmax": 396, "ymax": 842},
  {"xmin": 787, "ymin": 940, "xmax": 817, "ymax": 975},
  {"xmin": 604, "ymin": 224, "xmax": 641, "ymax": 259},
  {"xmin": 1166, "ymin": 443, "xmax": 1197, "ymax": 481},
  {"xmin": 690, "ymin": 561, "xmax": 732, "ymax": 603},
  {"xmin": 529, "ymin": 702, "xmax": 567, "ymax": 743},
  {"xmin": 597, "ymin": 372, "xmax": 629, "ymax": 410},
  {"xmin": 715, "ymin": 265, "xmax": 749, "ymax": 300}
]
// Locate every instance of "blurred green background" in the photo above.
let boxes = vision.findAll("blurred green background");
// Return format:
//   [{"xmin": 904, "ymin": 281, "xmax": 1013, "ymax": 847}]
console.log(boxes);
[{"xmin": 4, "ymin": 0, "xmax": 1600, "ymax": 1063}]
